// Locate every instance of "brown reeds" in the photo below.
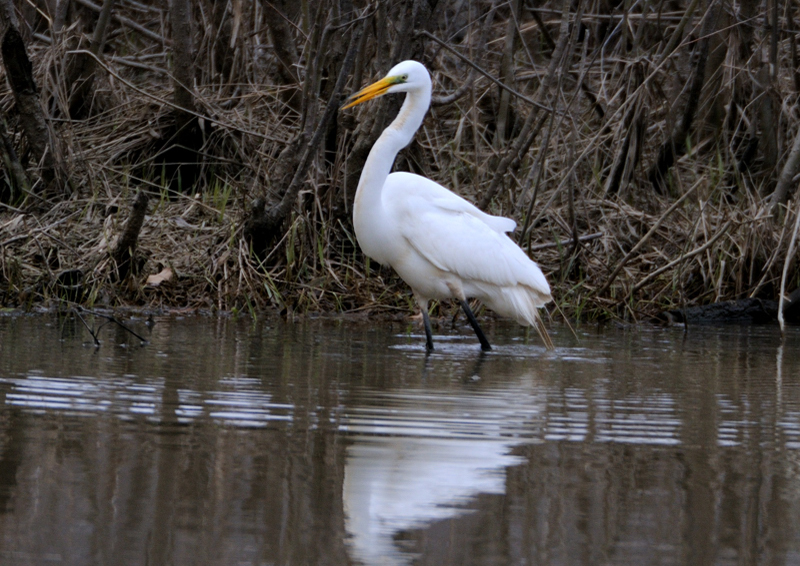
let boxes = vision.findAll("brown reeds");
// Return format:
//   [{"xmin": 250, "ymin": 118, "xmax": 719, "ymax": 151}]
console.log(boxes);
[{"xmin": 0, "ymin": 0, "xmax": 798, "ymax": 325}]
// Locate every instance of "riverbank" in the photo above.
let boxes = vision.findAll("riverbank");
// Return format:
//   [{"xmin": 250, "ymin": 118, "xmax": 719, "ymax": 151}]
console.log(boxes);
[
  {"xmin": 1, "ymin": 0, "xmax": 798, "ymax": 324},
  {"xmin": 2, "ymin": 185, "xmax": 797, "ymax": 325}
]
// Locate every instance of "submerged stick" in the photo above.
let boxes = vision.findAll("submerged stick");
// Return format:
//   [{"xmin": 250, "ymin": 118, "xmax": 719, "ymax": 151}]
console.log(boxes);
[
  {"xmin": 74, "ymin": 305, "xmax": 147, "ymax": 346},
  {"xmin": 70, "ymin": 306, "xmax": 149, "ymax": 347},
  {"xmin": 73, "ymin": 308, "xmax": 101, "ymax": 347}
]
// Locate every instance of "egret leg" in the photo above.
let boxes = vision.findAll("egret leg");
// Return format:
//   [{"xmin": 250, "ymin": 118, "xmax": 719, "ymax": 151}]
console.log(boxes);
[
  {"xmin": 422, "ymin": 309, "xmax": 435, "ymax": 352},
  {"xmin": 459, "ymin": 299, "xmax": 492, "ymax": 351}
]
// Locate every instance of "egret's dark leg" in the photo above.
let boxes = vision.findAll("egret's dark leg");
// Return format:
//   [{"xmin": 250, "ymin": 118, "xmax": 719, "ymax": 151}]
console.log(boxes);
[
  {"xmin": 459, "ymin": 299, "xmax": 492, "ymax": 351},
  {"xmin": 422, "ymin": 309, "xmax": 435, "ymax": 352}
]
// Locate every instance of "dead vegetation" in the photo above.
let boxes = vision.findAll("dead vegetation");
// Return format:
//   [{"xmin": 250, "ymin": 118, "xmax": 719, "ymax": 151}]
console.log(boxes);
[{"xmin": 0, "ymin": 0, "xmax": 799, "ymax": 324}]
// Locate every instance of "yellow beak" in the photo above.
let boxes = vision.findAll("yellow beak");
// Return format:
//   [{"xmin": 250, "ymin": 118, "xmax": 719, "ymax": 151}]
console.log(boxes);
[{"xmin": 342, "ymin": 75, "xmax": 403, "ymax": 110}]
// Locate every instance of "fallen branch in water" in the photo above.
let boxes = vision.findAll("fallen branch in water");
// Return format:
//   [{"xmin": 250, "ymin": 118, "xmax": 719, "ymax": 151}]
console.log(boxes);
[{"xmin": 71, "ymin": 306, "xmax": 149, "ymax": 347}]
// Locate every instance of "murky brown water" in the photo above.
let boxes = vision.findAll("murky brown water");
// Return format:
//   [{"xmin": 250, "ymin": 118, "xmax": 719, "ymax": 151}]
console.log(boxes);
[{"xmin": 0, "ymin": 314, "xmax": 799, "ymax": 565}]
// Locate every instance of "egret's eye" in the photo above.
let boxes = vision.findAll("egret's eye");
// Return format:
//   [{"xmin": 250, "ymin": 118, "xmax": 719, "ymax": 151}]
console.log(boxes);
[{"xmin": 401, "ymin": 74, "xmax": 409, "ymax": 81}]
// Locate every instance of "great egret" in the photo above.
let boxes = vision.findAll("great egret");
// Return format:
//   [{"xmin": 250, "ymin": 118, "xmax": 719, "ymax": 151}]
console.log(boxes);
[{"xmin": 344, "ymin": 60, "xmax": 553, "ymax": 351}]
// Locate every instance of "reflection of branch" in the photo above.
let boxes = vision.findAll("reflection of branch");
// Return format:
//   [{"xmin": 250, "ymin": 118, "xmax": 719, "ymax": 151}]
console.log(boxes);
[
  {"xmin": 74, "ymin": 309, "xmax": 101, "ymax": 347},
  {"xmin": 74, "ymin": 306, "xmax": 149, "ymax": 346},
  {"xmin": 463, "ymin": 352, "xmax": 488, "ymax": 383}
]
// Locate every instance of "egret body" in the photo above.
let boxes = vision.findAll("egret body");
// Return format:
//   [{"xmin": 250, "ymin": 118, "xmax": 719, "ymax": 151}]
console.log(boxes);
[{"xmin": 344, "ymin": 60, "xmax": 552, "ymax": 351}]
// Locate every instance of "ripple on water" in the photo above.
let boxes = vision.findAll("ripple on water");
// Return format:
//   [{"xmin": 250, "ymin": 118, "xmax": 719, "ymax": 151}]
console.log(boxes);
[
  {"xmin": 0, "ymin": 372, "xmax": 294, "ymax": 428},
  {"xmin": 2, "ymin": 372, "xmax": 157, "ymax": 418},
  {"xmin": 780, "ymin": 411, "xmax": 800, "ymax": 449},
  {"xmin": 340, "ymin": 387, "xmax": 547, "ymax": 441},
  {"xmin": 389, "ymin": 334, "xmax": 612, "ymax": 365}
]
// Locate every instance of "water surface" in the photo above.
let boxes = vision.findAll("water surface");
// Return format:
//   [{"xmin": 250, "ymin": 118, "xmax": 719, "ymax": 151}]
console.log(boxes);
[{"xmin": 0, "ymin": 314, "xmax": 799, "ymax": 565}]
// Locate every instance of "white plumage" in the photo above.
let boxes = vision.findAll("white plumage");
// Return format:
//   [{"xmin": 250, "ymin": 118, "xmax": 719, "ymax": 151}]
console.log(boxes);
[{"xmin": 344, "ymin": 60, "xmax": 552, "ymax": 351}]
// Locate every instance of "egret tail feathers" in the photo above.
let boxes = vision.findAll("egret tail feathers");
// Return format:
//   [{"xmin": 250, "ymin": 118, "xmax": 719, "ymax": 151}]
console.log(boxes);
[
  {"xmin": 479, "ymin": 284, "xmax": 553, "ymax": 349},
  {"xmin": 534, "ymin": 315, "xmax": 554, "ymax": 350}
]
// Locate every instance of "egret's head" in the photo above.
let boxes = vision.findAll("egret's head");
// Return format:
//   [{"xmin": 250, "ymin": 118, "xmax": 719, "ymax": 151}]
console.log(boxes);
[{"xmin": 343, "ymin": 60, "xmax": 431, "ymax": 109}]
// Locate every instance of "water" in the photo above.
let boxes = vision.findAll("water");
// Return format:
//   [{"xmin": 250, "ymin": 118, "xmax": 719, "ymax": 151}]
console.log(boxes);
[{"xmin": 0, "ymin": 314, "xmax": 799, "ymax": 565}]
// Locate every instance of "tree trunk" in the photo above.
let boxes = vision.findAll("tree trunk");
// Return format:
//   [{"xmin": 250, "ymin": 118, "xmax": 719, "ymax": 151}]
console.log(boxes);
[
  {"xmin": 605, "ymin": 64, "xmax": 646, "ymax": 196},
  {"xmin": 494, "ymin": 0, "xmax": 521, "ymax": 148},
  {"xmin": 338, "ymin": 0, "xmax": 439, "ymax": 219},
  {"xmin": 478, "ymin": 0, "xmax": 572, "ymax": 210},
  {"xmin": 210, "ymin": 0, "xmax": 234, "ymax": 86},
  {"xmin": 111, "ymin": 191, "xmax": 149, "ymax": 281},
  {"xmin": 756, "ymin": 65, "xmax": 779, "ymax": 179},
  {"xmin": 0, "ymin": 0, "xmax": 67, "ymax": 197},
  {"xmin": 163, "ymin": 0, "xmax": 201, "ymax": 192},
  {"xmin": 54, "ymin": 0, "xmax": 70, "ymax": 33},
  {"xmin": 170, "ymin": 0, "xmax": 195, "ymax": 117},
  {"xmin": 65, "ymin": 0, "xmax": 116, "ymax": 118},
  {"xmin": 648, "ymin": 3, "xmax": 719, "ymax": 194},
  {"xmin": 770, "ymin": 117, "xmax": 800, "ymax": 210},
  {"xmin": 0, "ymin": 118, "xmax": 29, "ymax": 202},
  {"xmin": 244, "ymin": 13, "xmax": 364, "ymax": 255},
  {"xmin": 263, "ymin": 0, "xmax": 301, "ymax": 111}
]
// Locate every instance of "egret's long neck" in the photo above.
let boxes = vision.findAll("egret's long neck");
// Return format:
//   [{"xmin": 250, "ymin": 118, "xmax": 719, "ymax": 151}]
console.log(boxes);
[{"xmin": 354, "ymin": 87, "xmax": 431, "ymax": 214}]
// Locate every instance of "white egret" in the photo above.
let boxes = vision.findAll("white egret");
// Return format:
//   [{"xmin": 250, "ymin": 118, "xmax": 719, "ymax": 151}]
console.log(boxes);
[{"xmin": 344, "ymin": 60, "xmax": 553, "ymax": 351}]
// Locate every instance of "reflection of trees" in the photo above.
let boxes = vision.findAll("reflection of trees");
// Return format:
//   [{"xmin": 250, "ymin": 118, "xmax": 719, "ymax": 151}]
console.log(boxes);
[
  {"xmin": 0, "ymin": 407, "xmax": 22, "ymax": 515},
  {"xmin": 0, "ymin": 320, "xmax": 799, "ymax": 564},
  {"xmin": 399, "ymin": 329, "xmax": 800, "ymax": 564},
  {"xmin": 0, "ymin": 317, "xmax": 354, "ymax": 565}
]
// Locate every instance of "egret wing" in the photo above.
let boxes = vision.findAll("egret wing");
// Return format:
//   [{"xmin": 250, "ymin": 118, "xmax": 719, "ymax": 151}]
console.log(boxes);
[
  {"xmin": 398, "ymin": 195, "xmax": 549, "ymax": 293},
  {"xmin": 386, "ymin": 172, "xmax": 516, "ymax": 234}
]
